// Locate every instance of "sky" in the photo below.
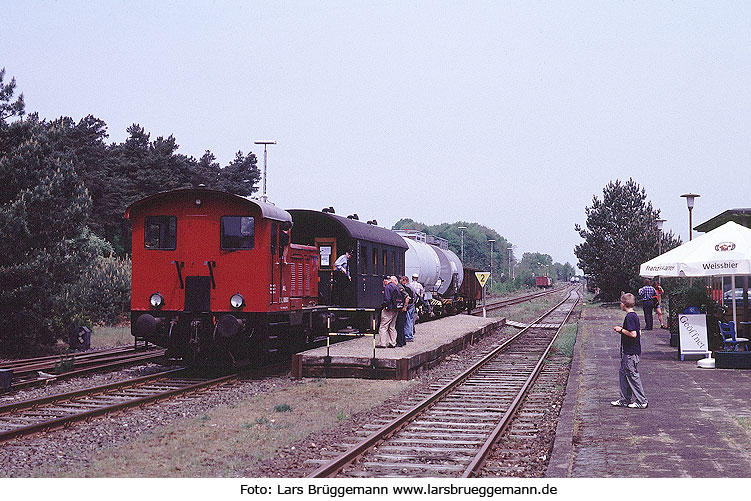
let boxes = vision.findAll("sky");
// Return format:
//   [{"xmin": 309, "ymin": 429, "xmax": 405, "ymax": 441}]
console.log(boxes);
[{"xmin": 3, "ymin": 1, "xmax": 751, "ymax": 271}]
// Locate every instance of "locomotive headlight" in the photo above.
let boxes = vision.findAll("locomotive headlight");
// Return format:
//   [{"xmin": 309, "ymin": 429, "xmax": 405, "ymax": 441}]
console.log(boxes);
[
  {"xmin": 230, "ymin": 293, "xmax": 245, "ymax": 309},
  {"xmin": 149, "ymin": 292, "xmax": 164, "ymax": 308}
]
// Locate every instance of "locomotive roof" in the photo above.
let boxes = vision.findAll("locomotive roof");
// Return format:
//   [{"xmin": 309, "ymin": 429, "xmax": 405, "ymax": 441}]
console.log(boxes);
[
  {"xmin": 288, "ymin": 209, "xmax": 408, "ymax": 249},
  {"xmin": 124, "ymin": 188, "xmax": 292, "ymax": 223}
]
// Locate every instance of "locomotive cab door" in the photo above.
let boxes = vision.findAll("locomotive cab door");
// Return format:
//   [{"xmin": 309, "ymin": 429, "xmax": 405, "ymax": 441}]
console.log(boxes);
[
  {"xmin": 315, "ymin": 238, "xmax": 336, "ymax": 305},
  {"xmin": 182, "ymin": 216, "xmax": 219, "ymax": 311}
]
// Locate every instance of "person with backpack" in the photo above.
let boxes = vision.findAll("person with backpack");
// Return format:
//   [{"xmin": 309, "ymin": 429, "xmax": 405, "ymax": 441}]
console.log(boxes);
[
  {"xmin": 407, "ymin": 273, "xmax": 425, "ymax": 341},
  {"xmin": 377, "ymin": 276, "xmax": 402, "ymax": 348},
  {"xmin": 396, "ymin": 276, "xmax": 414, "ymax": 347}
]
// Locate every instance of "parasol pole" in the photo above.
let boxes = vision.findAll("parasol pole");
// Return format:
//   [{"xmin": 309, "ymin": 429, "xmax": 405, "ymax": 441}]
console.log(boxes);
[{"xmin": 732, "ymin": 275, "xmax": 737, "ymax": 327}]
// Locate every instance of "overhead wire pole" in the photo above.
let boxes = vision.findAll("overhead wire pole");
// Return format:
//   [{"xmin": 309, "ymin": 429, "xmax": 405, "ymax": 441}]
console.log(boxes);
[{"xmin": 254, "ymin": 140, "xmax": 276, "ymax": 202}]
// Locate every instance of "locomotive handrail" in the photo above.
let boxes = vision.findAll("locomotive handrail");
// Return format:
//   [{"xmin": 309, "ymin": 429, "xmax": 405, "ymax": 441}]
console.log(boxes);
[
  {"xmin": 171, "ymin": 260, "xmax": 184, "ymax": 289},
  {"xmin": 204, "ymin": 260, "xmax": 217, "ymax": 289}
]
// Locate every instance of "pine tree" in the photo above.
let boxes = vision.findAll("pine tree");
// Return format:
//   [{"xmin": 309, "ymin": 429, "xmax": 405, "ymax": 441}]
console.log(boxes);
[
  {"xmin": 574, "ymin": 179, "xmax": 681, "ymax": 301},
  {"xmin": 0, "ymin": 122, "xmax": 100, "ymax": 353},
  {"xmin": 219, "ymin": 150, "xmax": 260, "ymax": 196}
]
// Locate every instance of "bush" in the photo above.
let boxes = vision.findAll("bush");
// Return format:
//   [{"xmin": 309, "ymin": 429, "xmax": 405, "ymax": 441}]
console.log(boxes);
[{"xmin": 63, "ymin": 255, "xmax": 131, "ymax": 327}]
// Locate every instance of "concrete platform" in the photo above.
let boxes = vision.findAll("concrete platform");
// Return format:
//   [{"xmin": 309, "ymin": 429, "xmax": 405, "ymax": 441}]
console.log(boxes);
[
  {"xmin": 291, "ymin": 314, "xmax": 505, "ymax": 380},
  {"xmin": 548, "ymin": 304, "xmax": 751, "ymax": 477}
]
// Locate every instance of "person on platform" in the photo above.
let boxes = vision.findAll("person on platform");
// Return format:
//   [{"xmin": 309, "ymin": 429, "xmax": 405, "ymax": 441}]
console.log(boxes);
[
  {"xmin": 611, "ymin": 292, "xmax": 648, "ymax": 409},
  {"xmin": 333, "ymin": 249, "xmax": 352, "ymax": 306},
  {"xmin": 638, "ymin": 278, "xmax": 657, "ymax": 330},
  {"xmin": 654, "ymin": 280, "xmax": 666, "ymax": 329},
  {"xmin": 396, "ymin": 276, "xmax": 414, "ymax": 347},
  {"xmin": 408, "ymin": 273, "xmax": 425, "ymax": 340},
  {"xmin": 377, "ymin": 276, "xmax": 402, "ymax": 348}
]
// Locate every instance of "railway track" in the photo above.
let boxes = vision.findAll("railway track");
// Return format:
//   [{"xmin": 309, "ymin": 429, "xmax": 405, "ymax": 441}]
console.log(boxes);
[
  {"xmin": 0, "ymin": 346, "xmax": 167, "ymax": 391},
  {"xmin": 470, "ymin": 285, "xmax": 571, "ymax": 316},
  {"xmin": 309, "ymin": 286, "xmax": 582, "ymax": 478},
  {"xmin": 0, "ymin": 368, "xmax": 239, "ymax": 443}
]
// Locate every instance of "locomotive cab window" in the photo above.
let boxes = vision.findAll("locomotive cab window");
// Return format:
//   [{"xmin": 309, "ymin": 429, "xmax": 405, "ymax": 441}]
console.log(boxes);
[
  {"xmin": 220, "ymin": 216, "xmax": 255, "ymax": 250},
  {"xmin": 145, "ymin": 216, "xmax": 177, "ymax": 250}
]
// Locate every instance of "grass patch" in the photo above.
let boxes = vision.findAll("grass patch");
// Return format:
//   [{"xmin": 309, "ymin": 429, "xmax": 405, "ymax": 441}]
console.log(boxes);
[
  {"xmin": 41, "ymin": 378, "xmax": 413, "ymax": 477},
  {"xmin": 735, "ymin": 417, "xmax": 751, "ymax": 437},
  {"xmin": 500, "ymin": 290, "xmax": 571, "ymax": 325},
  {"xmin": 273, "ymin": 403, "xmax": 292, "ymax": 413},
  {"xmin": 90, "ymin": 325, "xmax": 132, "ymax": 349},
  {"xmin": 552, "ymin": 324, "xmax": 578, "ymax": 359}
]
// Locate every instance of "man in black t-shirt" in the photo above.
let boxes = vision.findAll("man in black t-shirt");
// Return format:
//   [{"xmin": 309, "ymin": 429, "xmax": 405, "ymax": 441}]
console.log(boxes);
[{"xmin": 611, "ymin": 292, "xmax": 648, "ymax": 409}]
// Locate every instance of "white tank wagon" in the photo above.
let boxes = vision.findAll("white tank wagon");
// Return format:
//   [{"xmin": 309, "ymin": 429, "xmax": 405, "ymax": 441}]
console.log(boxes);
[{"xmin": 396, "ymin": 230, "xmax": 466, "ymax": 317}]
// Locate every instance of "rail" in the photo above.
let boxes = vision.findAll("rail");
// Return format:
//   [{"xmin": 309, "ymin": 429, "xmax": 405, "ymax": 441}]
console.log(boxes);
[
  {"xmin": 1, "ymin": 346, "xmax": 167, "ymax": 391},
  {"xmin": 309, "ymin": 286, "xmax": 581, "ymax": 477},
  {"xmin": 0, "ymin": 369, "xmax": 241, "ymax": 443}
]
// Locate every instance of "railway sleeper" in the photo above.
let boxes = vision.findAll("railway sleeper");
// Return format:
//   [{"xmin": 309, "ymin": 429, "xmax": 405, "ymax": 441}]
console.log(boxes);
[
  {"xmin": 354, "ymin": 461, "xmax": 465, "ymax": 473},
  {"xmin": 370, "ymin": 452, "xmax": 475, "ymax": 463}
]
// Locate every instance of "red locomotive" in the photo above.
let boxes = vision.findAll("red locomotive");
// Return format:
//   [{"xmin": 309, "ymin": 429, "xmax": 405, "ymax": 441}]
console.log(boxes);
[
  {"xmin": 126, "ymin": 188, "xmax": 325, "ymax": 365},
  {"xmin": 126, "ymin": 187, "xmax": 475, "ymax": 366},
  {"xmin": 535, "ymin": 276, "xmax": 553, "ymax": 288}
]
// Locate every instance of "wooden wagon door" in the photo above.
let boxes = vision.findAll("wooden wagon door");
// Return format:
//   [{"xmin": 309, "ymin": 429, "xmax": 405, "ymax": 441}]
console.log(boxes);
[{"xmin": 315, "ymin": 238, "xmax": 336, "ymax": 305}]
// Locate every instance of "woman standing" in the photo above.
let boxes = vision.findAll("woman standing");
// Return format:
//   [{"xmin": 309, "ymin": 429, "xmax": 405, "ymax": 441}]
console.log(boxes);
[{"xmin": 654, "ymin": 280, "xmax": 666, "ymax": 329}]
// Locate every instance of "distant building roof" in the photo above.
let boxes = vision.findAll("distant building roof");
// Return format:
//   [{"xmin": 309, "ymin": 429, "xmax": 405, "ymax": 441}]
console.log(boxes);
[{"xmin": 695, "ymin": 208, "xmax": 751, "ymax": 233}]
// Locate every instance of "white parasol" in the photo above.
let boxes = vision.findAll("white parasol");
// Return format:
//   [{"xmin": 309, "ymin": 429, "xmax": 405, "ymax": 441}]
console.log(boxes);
[{"xmin": 640, "ymin": 221, "xmax": 751, "ymax": 326}]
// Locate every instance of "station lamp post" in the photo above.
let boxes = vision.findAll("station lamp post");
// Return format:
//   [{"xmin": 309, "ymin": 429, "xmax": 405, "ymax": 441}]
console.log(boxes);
[
  {"xmin": 656, "ymin": 218, "xmax": 666, "ymax": 255},
  {"xmin": 254, "ymin": 140, "xmax": 276, "ymax": 202},
  {"xmin": 680, "ymin": 193, "xmax": 700, "ymax": 241},
  {"xmin": 488, "ymin": 239, "xmax": 495, "ymax": 289},
  {"xmin": 458, "ymin": 226, "xmax": 467, "ymax": 262}
]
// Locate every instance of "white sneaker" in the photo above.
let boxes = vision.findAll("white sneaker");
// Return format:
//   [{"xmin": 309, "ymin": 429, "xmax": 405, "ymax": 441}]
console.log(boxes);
[
  {"xmin": 610, "ymin": 400, "xmax": 628, "ymax": 407},
  {"xmin": 627, "ymin": 402, "xmax": 648, "ymax": 409}
]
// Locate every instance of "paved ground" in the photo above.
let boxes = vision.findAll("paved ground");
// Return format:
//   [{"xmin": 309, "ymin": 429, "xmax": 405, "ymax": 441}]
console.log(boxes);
[
  {"xmin": 549, "ymin": 303, "xmax": 751, "ymax": 477},
  {"xmin": 300, "ymin": 314, "xmax": 500, "ymax": 360}
]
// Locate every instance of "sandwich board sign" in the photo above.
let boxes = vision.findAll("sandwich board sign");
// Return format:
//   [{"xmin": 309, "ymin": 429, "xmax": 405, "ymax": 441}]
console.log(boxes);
[
  {"xmin": 678, "ymin": 314, "xmax": 711, "ymax": 361},
  {"xmin": 475, "ymin": 272, "xmax": 490, "ymax": 288}
]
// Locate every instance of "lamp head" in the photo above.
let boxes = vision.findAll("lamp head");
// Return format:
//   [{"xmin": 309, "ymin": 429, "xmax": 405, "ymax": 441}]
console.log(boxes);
[{"xmin": 680, "ymin": 193, "xmax": 700, "ymax": 209}]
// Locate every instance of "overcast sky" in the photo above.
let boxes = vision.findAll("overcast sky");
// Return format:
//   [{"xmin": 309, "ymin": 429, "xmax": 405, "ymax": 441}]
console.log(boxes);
[{"xmin": 4, "ymin": 1, "xmax": 751, "ymax": 270}]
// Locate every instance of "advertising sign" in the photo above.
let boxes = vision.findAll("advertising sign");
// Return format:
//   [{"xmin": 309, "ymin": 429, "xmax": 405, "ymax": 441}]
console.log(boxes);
[{"xmin": 678, "ymin": 314, "xmax": 711, "ymax": 360}]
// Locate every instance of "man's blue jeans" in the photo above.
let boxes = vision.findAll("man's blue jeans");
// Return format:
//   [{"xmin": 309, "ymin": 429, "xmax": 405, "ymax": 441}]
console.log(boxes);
[{"xmin": 405, "ymin": 304, "xmax": 415, "ymax": 341}]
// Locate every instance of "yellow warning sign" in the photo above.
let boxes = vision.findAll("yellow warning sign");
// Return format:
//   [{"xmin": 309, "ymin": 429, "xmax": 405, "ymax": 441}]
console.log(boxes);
[{"xmin": 475, "ymin": 271, "xmax": 490, "ymax": 288}]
